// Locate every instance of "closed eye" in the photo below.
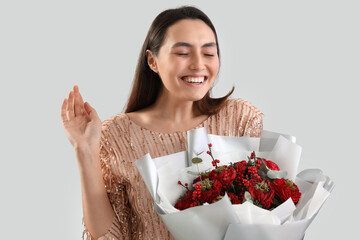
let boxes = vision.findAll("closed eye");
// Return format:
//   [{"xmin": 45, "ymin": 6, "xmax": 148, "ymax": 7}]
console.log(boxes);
[
  {"xmin": 204, "ymin": 54, "xmax": 215, "ymax": 57},
  {"xmin": 176, "ymin": 53, "xmax": 189, "ymax": 56}
]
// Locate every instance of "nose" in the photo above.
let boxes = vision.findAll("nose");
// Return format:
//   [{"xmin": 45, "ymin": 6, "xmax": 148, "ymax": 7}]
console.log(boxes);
[{"xmin": 189, "ymin": 52, "xmax": 205, "ymax": 70}]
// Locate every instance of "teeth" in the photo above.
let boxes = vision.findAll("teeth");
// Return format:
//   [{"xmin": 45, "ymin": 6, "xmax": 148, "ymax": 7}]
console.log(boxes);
[{"xmin": 182, "ymin": 77, "xmax": 205, "ymax": 83}]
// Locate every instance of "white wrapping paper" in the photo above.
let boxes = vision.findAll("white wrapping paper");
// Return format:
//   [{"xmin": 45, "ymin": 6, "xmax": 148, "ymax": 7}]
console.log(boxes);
[{"xmin": 135, "ymin": 128, "xmax": 334, "ymax": 240}]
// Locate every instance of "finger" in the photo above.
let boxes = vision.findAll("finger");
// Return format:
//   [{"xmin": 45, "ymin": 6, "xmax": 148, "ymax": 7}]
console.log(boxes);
[
  {"xmin": 75, "ymin": 86, "xmax": 86, "ymax": 117},
  {"xmin": 73, "ymin": 85, "xmax": 84, "ymax": 117},
  {"xmin": 82, "ymin": 103, "xmax": 91, "ymax": 120},
  {"xmin": 66, "ymin": 91, "xmax": 75, "ymax": 120},
  {"xmin": 84, "ymin": 102, "xmax": 93, "ymax": 116},
  {"xmin": 61, "ymin": 98, "xmax": 69, "ymax": 122},
  {"xmin": 84, "ymin": 101, "xmax": 98, "ymax": 120},
  {"xmin": 73, "ymin": 85, "xmax": 85, "ymax": 104}
]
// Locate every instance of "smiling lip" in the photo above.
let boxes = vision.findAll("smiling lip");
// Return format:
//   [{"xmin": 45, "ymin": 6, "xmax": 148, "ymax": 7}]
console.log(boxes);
[{"xmin": 180, "ymin": 75, "xmax": 208, "ymax": 85}]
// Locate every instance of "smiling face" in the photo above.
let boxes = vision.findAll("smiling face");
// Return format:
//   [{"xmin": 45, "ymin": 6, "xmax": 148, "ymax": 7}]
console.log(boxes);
[{"xmin": 147, "ymin": 19, "xmax": 220, "ymax": 103}]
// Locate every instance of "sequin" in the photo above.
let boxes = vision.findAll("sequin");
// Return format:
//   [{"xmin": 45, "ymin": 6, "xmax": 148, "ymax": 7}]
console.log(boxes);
[{"xmin": 82, "ymin": 98, "xmax": 263, "ymax": 240}]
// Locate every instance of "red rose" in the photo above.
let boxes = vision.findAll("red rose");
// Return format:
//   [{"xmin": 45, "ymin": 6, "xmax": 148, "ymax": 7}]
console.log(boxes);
[
  {"xmin": 200, "ymin": 189, "xmax": 220, "ymax": 203},
  {"xmin": 212, "ymin": 179, "xmax": 222, "ymax": 192},
  {"xmin": 209, "ymin": 166, "xmax": 236, "ymax": 190},
  {"xmin": 263, "ymin": 159, "xmax": 280, "ymax": 171},
  {"xmin": 272, "ymin": 178, "xmax": 301, "ymax": 205},
  {"xmin": 248, "ymin": 179, "xmax": 275, "ymax": 209},
  {"xmin": 199, "ymin": 179, "xmax": 222, "ymax": 203}
]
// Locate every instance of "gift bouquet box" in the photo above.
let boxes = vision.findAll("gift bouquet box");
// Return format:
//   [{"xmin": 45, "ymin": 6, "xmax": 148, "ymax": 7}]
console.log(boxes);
[{"xmin": 135, "ymin": 128, "xmax": 334, "ymax": 240}]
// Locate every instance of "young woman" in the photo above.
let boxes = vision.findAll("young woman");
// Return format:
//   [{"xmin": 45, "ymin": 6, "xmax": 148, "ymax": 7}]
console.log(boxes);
[{"xmin": 61, "ymin": 6, "xmax": 263, "ymax": 240}]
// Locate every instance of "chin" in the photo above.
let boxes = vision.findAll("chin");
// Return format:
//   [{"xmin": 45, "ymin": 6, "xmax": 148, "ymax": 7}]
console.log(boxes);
[{"xmin": 186, "ymin": 93, "xmax": 208, "ymax": 102}]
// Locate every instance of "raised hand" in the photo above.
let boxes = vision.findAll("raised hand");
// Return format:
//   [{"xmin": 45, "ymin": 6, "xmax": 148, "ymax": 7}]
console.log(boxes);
[{"xmin": 61, "ymin": 85, "xmax": 102, "ymax": 155}]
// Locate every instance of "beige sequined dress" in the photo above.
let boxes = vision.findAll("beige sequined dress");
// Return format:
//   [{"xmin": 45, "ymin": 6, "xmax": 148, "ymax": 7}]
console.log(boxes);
[{"xmin": 82, "ymin": 98, "xmax": 263, "ymax": 240}]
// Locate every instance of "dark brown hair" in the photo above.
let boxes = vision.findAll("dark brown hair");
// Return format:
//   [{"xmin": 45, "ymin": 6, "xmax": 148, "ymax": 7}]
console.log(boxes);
[{"xmin": 125, "ymin": 6, "xmax": 234, "ymax": 114}]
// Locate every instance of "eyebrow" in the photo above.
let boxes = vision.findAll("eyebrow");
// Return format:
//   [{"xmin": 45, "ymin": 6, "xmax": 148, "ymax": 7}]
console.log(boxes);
[{"xmin": 172, "ymin": 42, "xmax": 217, "ymax": 48}]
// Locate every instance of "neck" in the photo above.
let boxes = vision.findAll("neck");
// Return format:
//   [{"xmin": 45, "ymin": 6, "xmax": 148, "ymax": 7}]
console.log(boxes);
[{"xmin": 150, "ymin": 92, "xmax": 200, "ymax": 124}]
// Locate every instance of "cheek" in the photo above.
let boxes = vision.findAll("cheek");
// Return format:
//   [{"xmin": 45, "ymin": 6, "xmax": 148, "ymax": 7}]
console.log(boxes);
[
  {"xmin": 209, "ymin": 59, "xmax": 220, "ymax": 75},
  {"xmin": 159, "ymin": 58, "xmax": 186, "ymax": 77},
  {"xmin": 159, "ymin": 58, "xmax": 181, "ymax": 75}
]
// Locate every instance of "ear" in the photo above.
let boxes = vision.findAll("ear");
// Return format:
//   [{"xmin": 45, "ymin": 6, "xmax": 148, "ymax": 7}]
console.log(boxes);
[{"xmin": 146, "ymin": 50, "xmax": 158, "ymax": 73}]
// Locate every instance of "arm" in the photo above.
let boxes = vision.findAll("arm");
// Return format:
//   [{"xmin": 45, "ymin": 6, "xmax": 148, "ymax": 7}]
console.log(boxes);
[
  {"xmin": 61, "ymin": 85, "xmax": 115, "ymax": 239},
  {"xmin": 75, "ymin": 144, "xmax": 115, "ymax": 239}
]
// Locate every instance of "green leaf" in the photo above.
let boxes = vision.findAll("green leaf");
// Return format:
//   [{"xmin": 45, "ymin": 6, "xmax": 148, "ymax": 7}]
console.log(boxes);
[
  {"xmin": 267, "ymin": 170, "xmax": 287, "ymax": 179},
  {"xmin": 258, "ymin": 160, "xmax": 270, "ymax": 179},
  {"xmin": 257, "ymin": 170, "xmax": 268, "ymax": 180},
  {"xmin": 245, "ymin": 191, "xmax": 253, "ymax": 201},
  {"xmin": 244, "ymin": 191, "xmax": 253, "ymax": 204},
  {"xmin": 192, "ymin": 157, "xmax": 203, "ymax": 164}
]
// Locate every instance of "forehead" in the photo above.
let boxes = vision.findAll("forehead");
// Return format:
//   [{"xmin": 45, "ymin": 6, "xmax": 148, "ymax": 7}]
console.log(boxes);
[{"xmin": 162, "ymin": 19, "xmax": 216, "ymax": 47}]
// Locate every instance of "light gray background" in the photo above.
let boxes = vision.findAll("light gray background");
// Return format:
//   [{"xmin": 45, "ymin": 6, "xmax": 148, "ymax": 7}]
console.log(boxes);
[{"xmin": 0, "ymin": 0, "xmax": 359, "ymax": 239}]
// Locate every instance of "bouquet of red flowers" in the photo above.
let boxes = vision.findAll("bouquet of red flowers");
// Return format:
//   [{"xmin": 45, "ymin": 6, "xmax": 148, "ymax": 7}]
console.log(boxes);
[
  {"xmin": 175, "ymin": 148, "xmax": 301, "ymax": 212},
  {"xmin": 135, "ymin": 128, "xmax": 334, "ymax": 240}
]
